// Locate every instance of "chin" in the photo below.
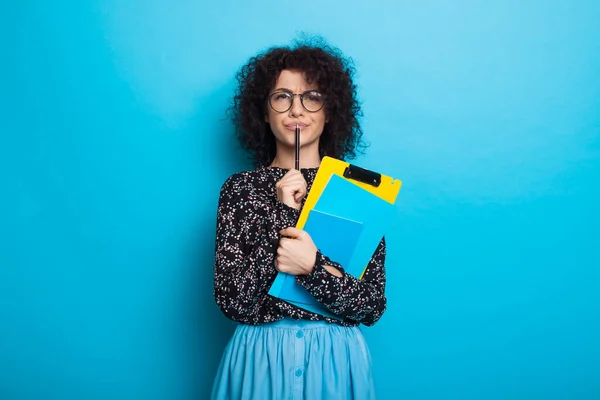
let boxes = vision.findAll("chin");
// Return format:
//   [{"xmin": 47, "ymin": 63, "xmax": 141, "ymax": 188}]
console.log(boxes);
[{"xmin": 276, "ymin": 132, "xmax": 302, "ymax": 145}]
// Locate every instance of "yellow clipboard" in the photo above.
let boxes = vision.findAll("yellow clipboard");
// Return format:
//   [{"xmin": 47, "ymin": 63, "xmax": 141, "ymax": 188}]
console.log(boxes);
[
  {"xmin": 267, "ymin": 156, "xmax": 402, "ymax": 316},
  {"xmin": 297, "ymin": 156, "xmax": 402, "ymax": 230}
]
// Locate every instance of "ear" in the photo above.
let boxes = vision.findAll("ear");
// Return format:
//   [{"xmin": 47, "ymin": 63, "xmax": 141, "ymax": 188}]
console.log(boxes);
[{"xmin": 265, "ymin": 114, "xmax": 269, "ymax": 123}]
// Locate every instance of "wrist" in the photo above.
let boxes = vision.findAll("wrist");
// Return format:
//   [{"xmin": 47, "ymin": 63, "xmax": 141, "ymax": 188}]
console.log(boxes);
[
  {"xmin": 279, "ymin": 198, "xmax": 300, "ymax": 211},
  {"xmin": 323, "ymin": 265, "xmax": 343, "ymax": 277},
  {"xmin": 303, "ymin": 249, "xmax": 318, "ymax": 275}
]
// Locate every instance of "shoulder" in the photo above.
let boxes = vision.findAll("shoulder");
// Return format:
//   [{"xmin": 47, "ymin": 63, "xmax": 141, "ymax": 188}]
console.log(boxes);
[{"xmin": 219, "ymin": 167, "xmax": 270, "ymax": 197}]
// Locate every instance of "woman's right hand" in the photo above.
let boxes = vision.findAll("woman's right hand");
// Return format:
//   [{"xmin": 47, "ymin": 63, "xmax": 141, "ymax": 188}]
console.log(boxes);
[{"xmin": 275, "ymin": 169, "xmax": 307, "ymax": 210}]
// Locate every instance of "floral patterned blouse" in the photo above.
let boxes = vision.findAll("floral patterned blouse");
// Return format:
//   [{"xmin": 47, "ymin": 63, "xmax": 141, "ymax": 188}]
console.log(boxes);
[{"xmin": 213, "ymin": 165, "xmax": 387, "ymax": 327}]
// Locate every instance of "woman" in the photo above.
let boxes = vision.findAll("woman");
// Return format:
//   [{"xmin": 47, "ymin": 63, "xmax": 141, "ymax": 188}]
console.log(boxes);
[{"xmin": 211, "ymin": 38, "xmax": 387, "ymax": 400}]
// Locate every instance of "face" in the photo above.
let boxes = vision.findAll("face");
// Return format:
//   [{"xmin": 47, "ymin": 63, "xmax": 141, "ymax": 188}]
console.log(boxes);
[{"xmin": 265, "ymin": 69, "xmax": 327, "ymax": 151}]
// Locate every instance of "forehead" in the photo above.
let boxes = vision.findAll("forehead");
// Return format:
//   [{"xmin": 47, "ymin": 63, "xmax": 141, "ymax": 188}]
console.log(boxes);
[{"xmin": 273, "ymin": 69, "xmax": 318, "ymax": 91}]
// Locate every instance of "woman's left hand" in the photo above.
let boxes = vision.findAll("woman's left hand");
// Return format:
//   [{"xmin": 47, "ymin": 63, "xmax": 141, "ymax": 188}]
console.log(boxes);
[{"xmin": 275, "ymin": 227, "xmax": 317, "ymax": 276}]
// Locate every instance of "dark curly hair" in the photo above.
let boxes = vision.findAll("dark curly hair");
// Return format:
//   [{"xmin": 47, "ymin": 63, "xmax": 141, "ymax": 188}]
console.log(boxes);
[{"xmin": 228, "ymin": 37, "xmax": 367, "ymax": 167}]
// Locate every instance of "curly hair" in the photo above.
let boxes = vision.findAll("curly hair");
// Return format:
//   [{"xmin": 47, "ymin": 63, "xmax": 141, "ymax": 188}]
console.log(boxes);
[{"xmin": 228, "ymin": 37, "xmax": 367, "ymax": 167}]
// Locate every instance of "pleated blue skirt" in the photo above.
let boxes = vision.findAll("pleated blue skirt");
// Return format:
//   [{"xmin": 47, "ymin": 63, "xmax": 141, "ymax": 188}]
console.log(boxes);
[{"xmin": 211, "ymin": 318, "xmax": 376, "ymax": 400}]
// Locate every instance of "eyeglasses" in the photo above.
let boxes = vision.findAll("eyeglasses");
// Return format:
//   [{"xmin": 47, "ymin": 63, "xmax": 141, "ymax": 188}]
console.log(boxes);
[{"xmin": 268, "ymin": 90, "xmax": 325, "ymax": 113}]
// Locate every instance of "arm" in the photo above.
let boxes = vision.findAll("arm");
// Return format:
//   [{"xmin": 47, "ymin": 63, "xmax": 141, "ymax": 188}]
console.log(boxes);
[
  {"xmin": 296, "ymin": 237, "xmax": 387, "ymax": 326},
  {"xmin": 213, "ymin": 175, "xmax": 299, "ymax": 324}
]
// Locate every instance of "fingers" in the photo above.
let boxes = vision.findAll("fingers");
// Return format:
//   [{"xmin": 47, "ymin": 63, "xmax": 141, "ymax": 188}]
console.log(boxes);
[
  {"xmin": 274, "ymin": 259, "xmax": 288, "ymax": 273},
  {"xmin": 278, "ymin": 170, "xmax": 307, "ymax": 187},
  {"xmin": 275, "ymin": 232, "xmax": 316, "ymax": 275},
  {"xmin": 275, "ymin": 236, "xmax": 296, "ymax": 271},
  {"xmin": 275, "ymin": 172, "xmax": 308, "ymax": 208},
  {"xmin": 277, "ymin": 177, "xmax": 307, "ymax": 192},
  {"xmin": 274, "ymin": 246, "xmax": 288, "ymax": 273},
  {"xmin": 279, "ymin": 227, "xmax": 306, "ymax": 239},
  {"xmin": 274, "ymin": 257, "xmax": 281, "ymax": 271},
  {"xmin": 276, "ymin": 180, "xmax": 307, "ymax": 196},
  {"xmin": 276, "ymin": 169, "xmax": 301, "ymax": 183},
  {"xmin": 274, "ymin": 253, "xmax": 295, "ymax": 274}
]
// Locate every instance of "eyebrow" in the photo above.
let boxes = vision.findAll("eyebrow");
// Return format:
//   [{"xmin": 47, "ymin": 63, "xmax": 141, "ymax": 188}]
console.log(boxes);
[{"xmin": 272, "ymin": 88, "xmax": 319, "ymax": 93}]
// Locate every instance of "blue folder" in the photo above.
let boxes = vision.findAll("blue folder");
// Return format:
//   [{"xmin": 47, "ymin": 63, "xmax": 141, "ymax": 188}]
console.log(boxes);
[
  {"xmin": 312, "ymin": 174, "xmax": 394, "ymax": 278},
  {"xmin": 268, "ymin": 174, "xmax": 394, "ymax": 318}
]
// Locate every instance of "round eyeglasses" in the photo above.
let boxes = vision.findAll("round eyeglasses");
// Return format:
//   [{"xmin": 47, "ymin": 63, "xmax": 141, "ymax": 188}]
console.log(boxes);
[{"xmin": 268, "ymin": 90, "xmax": 325, "ymax": 113}]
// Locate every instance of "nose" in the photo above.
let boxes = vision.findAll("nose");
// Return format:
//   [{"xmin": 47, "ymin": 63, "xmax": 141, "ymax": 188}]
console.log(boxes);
[{"xmin": 288, "ymin": 94, "xmax": 304, "ymax": 117}]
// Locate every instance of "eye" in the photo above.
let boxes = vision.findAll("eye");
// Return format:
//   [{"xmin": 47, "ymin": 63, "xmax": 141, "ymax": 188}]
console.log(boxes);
[
  {"xmin": 304, "ymin": 92, "xmax": 322, "ymax": 102},
  {"xmin": 273, "ymin": 92, "xmax": 290, "ymax": 100}
]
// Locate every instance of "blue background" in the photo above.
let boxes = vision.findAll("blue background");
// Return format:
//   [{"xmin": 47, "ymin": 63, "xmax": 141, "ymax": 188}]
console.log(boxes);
[{"xmin": 1, "ymin": 1, "xmax": 599, "ymax": 399}]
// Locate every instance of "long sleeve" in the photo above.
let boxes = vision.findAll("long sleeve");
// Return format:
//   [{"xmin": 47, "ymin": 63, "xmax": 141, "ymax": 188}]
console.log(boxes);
[
  {"xmin": 213, "ymin": 174, "xmax": 300, "ymax": 324},
  {"xmin": 296, "ymin": 237, "xmax": 387, "ymax": 326}
]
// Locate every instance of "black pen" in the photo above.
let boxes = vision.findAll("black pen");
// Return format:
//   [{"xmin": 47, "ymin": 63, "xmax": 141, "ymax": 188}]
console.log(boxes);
[{"xmin": 295, "ymin": 124, "xmax": 300, "ymax": 170}]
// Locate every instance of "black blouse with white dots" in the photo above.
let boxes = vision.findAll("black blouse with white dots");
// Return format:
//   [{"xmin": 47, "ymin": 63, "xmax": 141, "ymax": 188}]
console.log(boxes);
[{"xmin": 213, "ymin": 165, "xmax": 387, "ymax": 327}]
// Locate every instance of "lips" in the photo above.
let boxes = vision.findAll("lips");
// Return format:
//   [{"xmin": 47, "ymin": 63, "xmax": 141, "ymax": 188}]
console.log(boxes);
[{"xmin": 284, "ymin": 123, "xmax": 308, "ymax": 130}]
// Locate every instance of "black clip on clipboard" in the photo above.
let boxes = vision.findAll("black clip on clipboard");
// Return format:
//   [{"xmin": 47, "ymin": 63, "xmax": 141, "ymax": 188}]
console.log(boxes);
[{"xmin": 343, "ymin": 164, "xmax": 382, "ymax": 187}]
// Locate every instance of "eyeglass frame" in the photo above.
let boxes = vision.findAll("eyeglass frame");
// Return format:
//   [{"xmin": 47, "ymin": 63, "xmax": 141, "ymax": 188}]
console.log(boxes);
[{"xmin": 267, "ymin": 90, "xmax": 325, "ymax": 113}]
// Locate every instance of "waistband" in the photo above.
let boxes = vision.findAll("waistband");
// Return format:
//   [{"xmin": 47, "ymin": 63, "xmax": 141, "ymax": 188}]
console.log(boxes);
[{"xmin": 258, "ymin": 317, "xmax": 335, "ymax": 330}]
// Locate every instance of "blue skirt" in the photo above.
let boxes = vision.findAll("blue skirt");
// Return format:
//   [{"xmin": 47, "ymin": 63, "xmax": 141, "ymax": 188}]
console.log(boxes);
[{"xmin": 211, "ymin": 318, "xmax": 376, "ymax": 400}]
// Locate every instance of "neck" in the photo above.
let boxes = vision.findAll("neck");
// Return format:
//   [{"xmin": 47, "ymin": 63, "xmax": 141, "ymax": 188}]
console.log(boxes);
[{"xmin": 270, "ymin": 142, "xmax": 321, "ymax": 169}]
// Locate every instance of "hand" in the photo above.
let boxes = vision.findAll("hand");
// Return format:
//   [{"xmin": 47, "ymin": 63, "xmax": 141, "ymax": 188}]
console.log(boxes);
[
  {"xmin": 275, "ymin": 227, "xmax": 317, "ymax": 276},
  {"xmin": 275, "ymin": 169, "xmax": 307, "ymax": 210}
]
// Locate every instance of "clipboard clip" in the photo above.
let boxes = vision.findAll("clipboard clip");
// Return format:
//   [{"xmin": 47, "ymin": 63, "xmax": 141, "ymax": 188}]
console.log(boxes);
[{"xmin": 343, "ymin": 164, "xmax": 381, "ymax": 187}]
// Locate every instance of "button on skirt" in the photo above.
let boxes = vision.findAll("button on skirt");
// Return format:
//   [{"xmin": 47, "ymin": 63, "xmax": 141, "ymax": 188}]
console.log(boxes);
[{"xmin": 211, "ymin": 318, "xmax": 376, "ymax": 400}]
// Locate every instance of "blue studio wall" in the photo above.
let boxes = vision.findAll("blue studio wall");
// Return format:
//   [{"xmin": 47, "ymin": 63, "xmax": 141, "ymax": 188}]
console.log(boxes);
[{"xmin": 1, "ymin": 1, "xmax": 599, "ymax": 399}]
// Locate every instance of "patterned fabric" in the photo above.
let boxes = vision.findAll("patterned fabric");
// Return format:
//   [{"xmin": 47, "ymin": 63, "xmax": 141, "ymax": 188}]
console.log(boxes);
[{"xmin": 213, "ymin": 165, "xmax": 387, "ymax": 327}]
